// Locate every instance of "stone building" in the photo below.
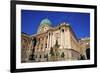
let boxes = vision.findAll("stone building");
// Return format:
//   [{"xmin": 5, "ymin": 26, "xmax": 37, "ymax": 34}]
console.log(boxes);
[
  {"xmin": 21, "ymin": 18, "xmax": 90, "ymax": 63},
  {"xmin": 79, "ymin": 37, "xmax": 90, "ymax": 59}
]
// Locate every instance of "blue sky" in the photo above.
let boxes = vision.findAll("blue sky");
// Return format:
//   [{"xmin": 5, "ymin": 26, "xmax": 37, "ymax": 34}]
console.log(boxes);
[{"xmin": 21, "ymin": 10, "xmax": 90, "ymax": 39}]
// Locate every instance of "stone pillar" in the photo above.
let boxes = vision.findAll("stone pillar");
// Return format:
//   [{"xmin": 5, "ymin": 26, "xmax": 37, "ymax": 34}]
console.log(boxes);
[
  {"xmin": 64, "ymin": 30, "xmax": 67, "ymax": 48},
  {"xmin": 60, "ymin": 30, "xmax": 64, "ymax": 49},
  {"xmin": 47, "ymin": 35, "xmax": 48, "ymax": 50},
  {"xmin": 51, "ymin": 33, "xmax": 53, "ymax": 47},
  {"xmin": 43, "ymin": 37, "xmax": 45, "ymax": 51},
  {"xmin": 60, "ymin": 31, "xmax": 62, "ymax": 49},
  {"xmin": 51, "ymin": 33, "xmax": 53, "ymax": 48},
  {"xmin": 63, "ymin": 30, "xmax": 65, "ymax": 48},
  {"xmin": 49, "ymin": 33, "xmax": 51, "ymax": 49},
  {"xmin": 52, "ymin": 32, "xmax": 55, "ymax": 47},
  {"xmin": 47, "ymin": 33, "xmax": 50, "ymax": 50}
]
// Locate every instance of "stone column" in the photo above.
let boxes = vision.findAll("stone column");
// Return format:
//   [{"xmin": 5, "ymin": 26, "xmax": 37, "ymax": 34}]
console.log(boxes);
[
  {"xmin": 47, "ymin": 33, "xmax": 50, "ymax": 50},
  {"xmin": 51, "ymin": 33, "xmax": 53, "ymax": 47},
  {"xmin": 49, "ymin": 33, "xmax": 51, "ymax": 49},
  {"xmin": 64, "ymin": 30, "xmax": 67, "ymax": 48},
  {"xmin": 43, "ymin": 37, "xmax": 45, "ymax": 51},
  {"xmin": 63, "ymin": 30, "xmax": 65, "ymax": 48},
  {"xmin": 47, "ymin": 35, "xmax": 48, "ymax": 50},
  {"xmin": 62, "ymin": 29, "xmax": 65, "ymax": 49},
  {"xmin": 60, "ymin": 30, "xmax": 63, "ymax": 49},
  {"xmin": 52, "ymin": 33, "xmax": 55, "ymax": 47}
]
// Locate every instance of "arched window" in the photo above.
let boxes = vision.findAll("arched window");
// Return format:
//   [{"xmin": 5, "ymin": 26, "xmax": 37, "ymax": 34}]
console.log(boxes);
[
  {"xmin": 59, "ymin": 27, "xmax": 60, "ymax": 30},
  {"xmin": 32, "ymin": 37, "xmax": 37, "ymax": 47},
  {"xmin": 39, "ymin": 55, "xmax": 41, "ymax": 58},
  {"xmin": 45, "ymin": 43, "xmax": 47, "ymax": 48},
  {"xmin": 62, "ymin": 29, "xmax": 64, "ymax": 32},
  {"xmin": 49, "ymin": 33, "xmax": 50, "ymax": 36},
  {"xmin": 86, "ymin": 48, "xmax": 90, "ymax": 59}
]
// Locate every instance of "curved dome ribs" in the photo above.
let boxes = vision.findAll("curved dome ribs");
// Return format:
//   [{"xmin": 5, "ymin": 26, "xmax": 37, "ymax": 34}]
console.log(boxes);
[
  {"xmin": 37, "ymin": 18, "xmax": 52, "ymax": 33},
  {"xmin": 40, "ymin": 18, "xmax": 52, "ymax": 26}
]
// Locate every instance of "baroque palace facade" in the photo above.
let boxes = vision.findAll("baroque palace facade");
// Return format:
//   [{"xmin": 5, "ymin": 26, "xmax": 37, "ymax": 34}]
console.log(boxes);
[{"xmin": 21, "ymin": 18, "xmax": 90, "ymax": 63}]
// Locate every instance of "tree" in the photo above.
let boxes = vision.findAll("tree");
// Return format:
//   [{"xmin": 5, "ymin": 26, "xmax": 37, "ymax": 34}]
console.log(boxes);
[
  {"xmin": 49, "ymin": 47, "xmax": 55, "ymax": 61},
  {"xmin": 61, "ymin": 52, "xmax": 65, "ymax": 58},
  {"xmin": 50, "ymin": 40, "xmax": 60, "ymax": 61},
  {"xmin": 54, "ymin": 40, "xmax": 60, "ymax": 60},
  {"xmin": 50, "ymin": 47, "xmax": 54, "ymax": 56},
  {"xmin": 44, "ymin": 54, "xmax": 48, "ymax": 61},
  {"xmin": 80, "ymin": 54, "xmax": 86, "ymax": 60},
  {"xmin": 29, "ymin": 37, "xmax": 37, "ymax": 61}
]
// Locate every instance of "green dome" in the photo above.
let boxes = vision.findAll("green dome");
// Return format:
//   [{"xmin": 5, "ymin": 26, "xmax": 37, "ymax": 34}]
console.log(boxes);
[{"xmin": 40, "ymin": 18, "xmax": 52, "ymax": 26}]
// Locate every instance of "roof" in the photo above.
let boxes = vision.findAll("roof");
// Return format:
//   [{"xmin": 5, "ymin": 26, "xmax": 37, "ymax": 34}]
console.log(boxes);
[{"xmin": 40, "ymin": 18, "xmax": 52, "ymax": 26}]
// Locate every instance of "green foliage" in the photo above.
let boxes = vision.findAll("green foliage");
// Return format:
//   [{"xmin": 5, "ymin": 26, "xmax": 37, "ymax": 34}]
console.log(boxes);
[
  {"xmin": 61, "ymin": 52, "xmax": 65, "ymax": 58},
  {"xmin": 50, "ymin": 47, "xmax": 55, "ymax": 56}
]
